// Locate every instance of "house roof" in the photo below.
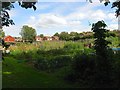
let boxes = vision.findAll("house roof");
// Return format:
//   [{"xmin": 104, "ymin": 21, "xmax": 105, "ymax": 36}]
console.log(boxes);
[{"xmin": 4, "ymin": 35, "xmax": 14, "ymax": 39}]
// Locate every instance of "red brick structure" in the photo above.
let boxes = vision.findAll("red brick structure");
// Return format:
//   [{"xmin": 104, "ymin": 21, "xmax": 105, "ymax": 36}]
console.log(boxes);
[
  {"xmin": 4, "ymin": 35, "xmax": 15, "ymax": 43},
  {"xmin": 52, "ymin": 36, "xmax": 59, "ymax": 41},
  {"xmin": 35, "ymin": 36, "xmax": 43, "ymax": 42},
  {"xmin": 43, "ymin": 36, "xmax": 52, "ymax": 41}
]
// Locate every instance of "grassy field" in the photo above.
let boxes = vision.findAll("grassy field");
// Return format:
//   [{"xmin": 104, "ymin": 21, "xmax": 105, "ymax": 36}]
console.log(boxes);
[
  {"xmin": 3, "ymin": 41, "xmax": 89, "ymax": 88},
  {"xmin": 2, "ymin": 39, "xmax": 120, "ymax": 88},
  {"xmin": 3, "ymin": 56, "xmax": 81, "ymax": 88}
]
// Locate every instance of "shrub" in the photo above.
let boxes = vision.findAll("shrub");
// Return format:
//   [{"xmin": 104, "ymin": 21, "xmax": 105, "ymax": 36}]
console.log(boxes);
[
  {"xmin": 34, "ymin": 55, "xmax": 72, "ymax": 72},
  {"xmin": 112, "ymin": 51, "xmax": 120, "ymax": 88},
  {"xmin": 65, "ymin": 53, "xmax": 96, "ymax": 87},
  {"xmin": 34, "ymin": 56, "xmax": 48, "ymax": 71},
  {"xmin": 51, "ymin": 55, "xmax": 72, "ymax": 69}
]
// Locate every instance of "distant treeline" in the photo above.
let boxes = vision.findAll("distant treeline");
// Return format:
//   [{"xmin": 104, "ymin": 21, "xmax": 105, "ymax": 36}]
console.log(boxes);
[{"xmin": 52, "ymin": 30, "xmax": 120, "ymax": 41}]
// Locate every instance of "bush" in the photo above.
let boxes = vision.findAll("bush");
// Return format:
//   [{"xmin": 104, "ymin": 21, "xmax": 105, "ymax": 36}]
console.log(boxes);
[
  {"xmin": 51, "ymin": 55, "xmax": 72, "ymax": 68},
  {"xmin": 34, "ymin": 55, "xmax": 72, "ymax": 72},
  {"xmin": 65, "ymin": 53, "xmax": 96, "ymax": 87},
  {"xmin": 112, "ymin": 51, "xmax": 120, "ymax": 88},
  {"xmin": 34, "ymin": 56, "xmax": 48, "ymax": 71},
  {"xmin": 47, "ymin": 49, "xmax": 66, "ymax": 55}
]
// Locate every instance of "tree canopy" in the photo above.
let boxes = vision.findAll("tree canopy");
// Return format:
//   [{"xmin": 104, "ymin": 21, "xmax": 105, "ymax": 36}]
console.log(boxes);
[
  {"xmin": 1, "ymin": 1, "xmax": 37, "ymax": 27},
  {"xmin": 20, "ymin": 25, "xmax": 36, "ymax": 42},
  {"xmin": 0, "ymin": 29, "xmax": 5, "ymax": 38}
]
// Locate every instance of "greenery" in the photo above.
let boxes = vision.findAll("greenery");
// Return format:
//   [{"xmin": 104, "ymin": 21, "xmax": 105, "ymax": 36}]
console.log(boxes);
[
  {"xmin": 1, "ymin": 1, "xmax": 36, "ymax": 27},
  {"xmin": 2, "ymin": 34, "xmax": 120, "ymax": 88},
  {"xmin": 3, "ymin": 41, "xmax": 93, "ymax": 88},
  {"xmin": 91, "ymin": 20, "xmax": 113, "ymax": 87},
  {"xmin": 20, "ymin": 25, "xmax": 37, "ymax": 43},
  {"xmin": 0, "ymin": 29, "xmax": 5, "ymax": 38},
  {"xmin": 1, "ymin": 0, "xmax": 120, "ymax": 88}
]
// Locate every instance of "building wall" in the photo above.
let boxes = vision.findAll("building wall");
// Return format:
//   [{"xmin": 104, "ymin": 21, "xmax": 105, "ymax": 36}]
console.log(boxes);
[{"xmin": 4, "ymin": 36, "xmax": 15, "ymax": 42}]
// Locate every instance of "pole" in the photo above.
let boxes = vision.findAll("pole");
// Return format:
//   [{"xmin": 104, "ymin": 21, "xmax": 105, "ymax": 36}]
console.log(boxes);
[{"xmin": 0, "ymin": 0, "xmax": 2, "ymax": 90}]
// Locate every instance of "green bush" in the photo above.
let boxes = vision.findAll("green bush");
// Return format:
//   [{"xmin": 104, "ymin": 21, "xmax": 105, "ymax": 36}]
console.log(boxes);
[
  {"xmin": 112, "ymin": 51, "xmax": 120, "ymax": 88},
  {"xmin": 47, "ymin": 49, "xmax": 66, "ymax": 55},
  {"xmin": 65, "ymin": 53, "xmax": 96, "ymax": 86},
  {"xmin": 34, "ymin": 56, "xmax": 48, "ymax": 71},
  {"xmin": 52, "ymin": 55, "xmax": 72, "ymax": 68},
  {"xmin": 34, "ymin": 55, "xmax": 72, "ymax": 72}
]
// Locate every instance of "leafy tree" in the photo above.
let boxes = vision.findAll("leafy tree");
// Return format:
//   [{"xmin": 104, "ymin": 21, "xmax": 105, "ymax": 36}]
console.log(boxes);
[
  {"xmin": 59, "ymin": 32, "xmax": 69, "ymax": 40},
  {"xmin": 1, "ymin": 1, "xmax": 37, "ymax": 27},
  {"xmin": 91, "ymin": 20, "xmax": 113, "ymax": 87},
  {"xmin": 0, "ymin": 29, "xmax": 5, "ymax": 38},
  {"xmin": 69, "ymin": 32, "xmax": 78, "ymax": 36},
  {"xmin": 20, "ymin": 25, "xmax": 36, "ymax": 43},
  {"xmin": 39, "ymin": 34, "xmax": 44, "ymax": 38},
  {"xmin": 89, "ymin": 0, "xmax": 120, "ymax": 17},
  {"xmin": 69, "ymin": 32, "xmax": 78, "ymax": 40},
  {"xmin": 54, "ymin": 32, "xmax": 59, "ymax": 37},
  {"xmin": 59, "ymin": 32, "xmax": 70, "ymax": 41}
]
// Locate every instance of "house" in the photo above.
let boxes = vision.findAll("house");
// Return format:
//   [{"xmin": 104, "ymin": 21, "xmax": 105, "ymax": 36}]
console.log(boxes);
[
  {"xmin": 14, "ymin": 37, "xmax": 22, "ymax": 42},
  {"xmin": 52, "ymin": 36, "xmax": 59, "ymax": 41},
  {"xmin": 4, "ymin": 35, "xmax": 15, "ymax": 43},
  {"xmin": 43, "ymin": 36, "xmax": 52, "ymax": 41},
  {"xmin": 35, "ymin": 36, "xmax": 43, "ymax": 42}
]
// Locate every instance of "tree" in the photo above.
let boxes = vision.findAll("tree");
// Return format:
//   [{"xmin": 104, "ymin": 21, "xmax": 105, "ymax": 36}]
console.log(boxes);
[
  {"xmin": 89, "ymin": 0, "xmax": 120, "ymax": 17},
  {"xmin": 20, "ymin": 25, "xmax": 36, "ymax": 43},
  {"xmin": 0, "ymin": 29, "xmax": 5, "ymax": 38},
  {"xmin": 91, "ymin": 20, "xmax": 112, "ymax": 87},
  {"xmin": 1, "ymin": 1, "xmax": 37, "ymax": 27},
  {"xmin": 39, "ymin": 34, "xmax": 44, "ymax": 38},
  {"xmin": 54, "ymin": 32, "xmax": 59, "ymax": 37},
  {"xmin": 59, "ymin": 32, "xmax": 70, "ymax": 41}
]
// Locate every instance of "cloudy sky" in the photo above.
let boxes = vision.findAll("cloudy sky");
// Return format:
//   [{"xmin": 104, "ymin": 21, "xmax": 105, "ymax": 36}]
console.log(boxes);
[{"xmin": 3, "ymin": 1, "xmax": 119, "ymax": 37}]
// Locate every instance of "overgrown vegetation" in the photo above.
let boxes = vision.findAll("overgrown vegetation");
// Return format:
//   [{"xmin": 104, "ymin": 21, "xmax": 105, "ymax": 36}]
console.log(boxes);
[{"xmin": 2, "ymin": 22, "xmax": 120, "ymax": 88}]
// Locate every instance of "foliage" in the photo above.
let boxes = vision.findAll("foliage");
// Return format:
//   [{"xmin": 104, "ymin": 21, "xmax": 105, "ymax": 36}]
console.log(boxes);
[
  {"xmin": 3, "ymin": 40, "xmax": 120, "ymax": 88},
  {"xmin": 39, "ymin": 34, "xmax": 44, "ymax": 38},
  {"xmin": 1, "ymin": 1, "xmax": 37, "ymax": 27},
  {"xmin": 59, "ymin": 32, "xmax": 70, "ymax": 41},
  {"xmin": 54, "ymin": 32, "xmax": 59, "ymax": 37},
  {"xmin": 65, "ymin": 53, "xmax": 96, "ymax": 87},
  {"xmin": 111, "ymin": 1, "xmax": 120, "ymax": 17},
  {"xmin": 92, "ymin": 20, "xmax": 111, "ymax": 57},
  {"xmin": 34, "ymin": 55, "xmax": 72, "ymax": 72},
  {"xmin": 20, "ymin": 25, "xmax": 37, "ymax": 42},
  {"xmin": 0, "ymin": 29, "xmax": 5, "ymax": 38},
  {"xmin": 92, "ymin": 20, "xmax": 113, "ymax": 87}
]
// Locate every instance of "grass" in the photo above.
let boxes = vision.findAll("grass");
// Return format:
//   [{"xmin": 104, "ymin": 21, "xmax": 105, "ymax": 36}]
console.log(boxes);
[
  {"xmin": 2, "ymin": 56, "xmax": 81, "ymax": 88},
  {"xmin": 2, "ymin": 38, "xmax": 119, "ymax": 88},
  {"xmin": 0, "ymin": 61, "xmax": 2, "ymax": 89},
  {"xmin": 3, "ymin": 41, "xmax": 91, "ymax": 88}
]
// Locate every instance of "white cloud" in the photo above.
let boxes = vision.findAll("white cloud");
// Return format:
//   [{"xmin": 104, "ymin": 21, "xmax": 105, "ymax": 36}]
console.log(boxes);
[
  {"xmin": 107, "ymin": 24, "xmax": 118, "ymax": 30},
  {"xmin": 89, "ymin": 9, "xmax": 106, "ymax": 21},
  {"xmin": 3, "ymin": 2, "xmax": 118, "ymax": 36},
  {"xmin": 65, "ymin": 13, "xmax": 85, "ymax": 21},
  {"xmin": 3, "ymin": 25, "xmax": 22, "ymax": 37},
  {"xmin": 7, "ymin": 9, "xmax": 17, "ymax": 18},
  {"xmin": 27, "ymin": 14, "xmax": 64, "ymax": 27},
  {"xmin": 36, "ymin": 3, "xmax": 52, "ymax": 10}
]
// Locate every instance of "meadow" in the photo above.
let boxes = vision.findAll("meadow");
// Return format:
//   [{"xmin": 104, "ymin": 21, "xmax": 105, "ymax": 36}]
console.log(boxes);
[{"xmin": 2, "ymin": 38, "xmax": 120, "ymax": 88}]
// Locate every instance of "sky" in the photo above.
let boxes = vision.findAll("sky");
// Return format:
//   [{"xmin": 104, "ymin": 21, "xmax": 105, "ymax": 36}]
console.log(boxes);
[{"xmin": 3, "ymin": 1, "xmax": 119, "ymax": 37}]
